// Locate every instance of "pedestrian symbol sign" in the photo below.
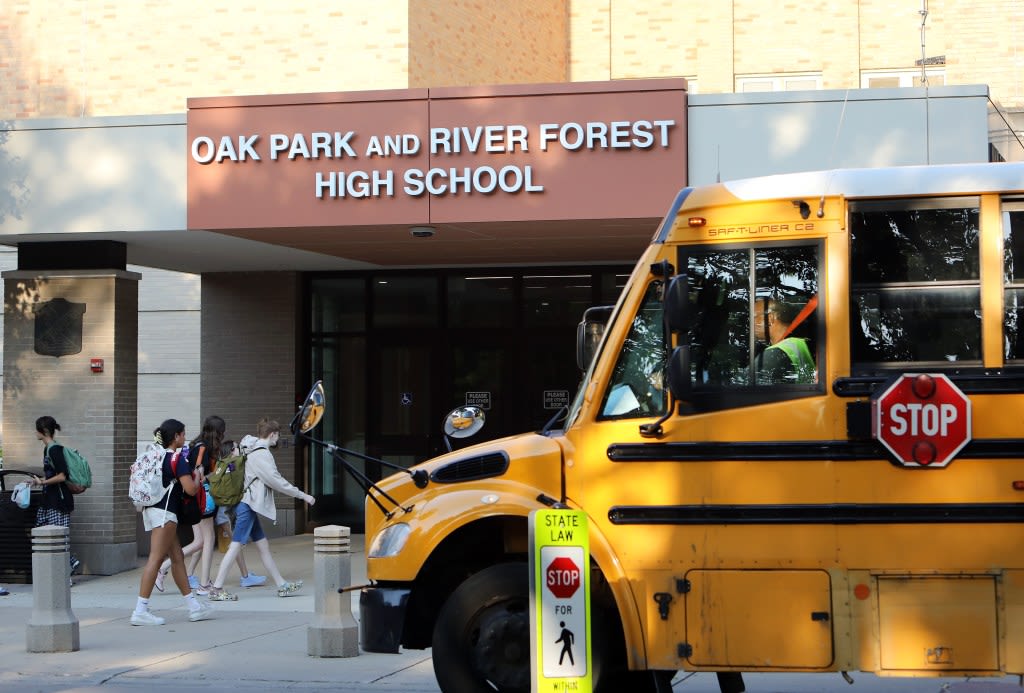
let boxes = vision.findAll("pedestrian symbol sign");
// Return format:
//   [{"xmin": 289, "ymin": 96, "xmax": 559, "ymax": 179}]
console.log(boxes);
[{"xmin": 529, "ymin": 508, "xmax": 592, "ymax": 692}]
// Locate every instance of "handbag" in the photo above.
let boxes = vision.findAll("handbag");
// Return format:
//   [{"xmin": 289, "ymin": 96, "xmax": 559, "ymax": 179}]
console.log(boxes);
[{"xmin": 12, "ymin": 481, "xmax": 32, "ymax": 509}]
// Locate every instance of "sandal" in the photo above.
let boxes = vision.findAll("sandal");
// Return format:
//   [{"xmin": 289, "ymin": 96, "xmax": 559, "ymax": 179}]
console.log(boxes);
[{"xmin": 207, "ymin": 586, "xmax": 238, "ymax": 601}]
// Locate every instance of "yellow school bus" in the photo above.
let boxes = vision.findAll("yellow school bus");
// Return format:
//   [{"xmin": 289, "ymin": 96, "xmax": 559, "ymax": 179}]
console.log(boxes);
[{"xmin": 357, "ymin": 161, "xmax": 1024, "ymax": 693}]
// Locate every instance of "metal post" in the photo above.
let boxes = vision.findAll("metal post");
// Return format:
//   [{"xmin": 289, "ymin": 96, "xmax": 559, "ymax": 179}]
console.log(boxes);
[
  {"xmin": 26, "ymin": 524, "xmax": 79, "ymax": 652},
  {"xmin": 307, "ymin": 524, "xmax": 358, "ymax": 657}
]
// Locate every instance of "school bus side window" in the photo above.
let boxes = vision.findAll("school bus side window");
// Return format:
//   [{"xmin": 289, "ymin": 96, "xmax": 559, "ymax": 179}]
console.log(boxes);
[
  {"xmin": 684, "ymin": 244, "xmax": 819, "ymax": 391},
  {"xmin": 1003, "ymin": 201, "xmax": 1024, "ymax": 361},
  {"xmin": 599, "ymin": 281, "xmax": 667, "ymax": 419},
  {"xmin": 849, "ymin": 198, "xmax": 981, "ymax": 368}
]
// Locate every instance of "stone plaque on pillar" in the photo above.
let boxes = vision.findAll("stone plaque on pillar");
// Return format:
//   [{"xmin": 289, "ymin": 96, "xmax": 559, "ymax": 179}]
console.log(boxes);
[{"xmin": 34, "ymin": 298, "xmax": 86, "ymax": 357}]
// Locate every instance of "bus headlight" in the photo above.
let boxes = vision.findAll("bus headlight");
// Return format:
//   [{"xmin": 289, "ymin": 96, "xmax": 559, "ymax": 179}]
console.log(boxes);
[{"xmin": 368, "ymin": 522, "xmax": 411, "ymax": 558}]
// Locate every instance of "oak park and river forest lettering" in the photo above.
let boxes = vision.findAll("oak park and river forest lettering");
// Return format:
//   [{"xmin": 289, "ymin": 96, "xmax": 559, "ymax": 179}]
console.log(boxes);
[{"xmin": 190, "ymin": 119, "xmax": 676, "ymax": 199}]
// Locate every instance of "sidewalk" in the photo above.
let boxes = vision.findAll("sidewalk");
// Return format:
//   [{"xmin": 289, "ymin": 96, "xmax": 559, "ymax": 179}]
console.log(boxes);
[
  {"xmin": 0, "ymin": 533, "xmax": 440, "ymax": 692},
  {"xmin": 0, "ymin": 533, "xmax": 1020, "ymax": 693}
]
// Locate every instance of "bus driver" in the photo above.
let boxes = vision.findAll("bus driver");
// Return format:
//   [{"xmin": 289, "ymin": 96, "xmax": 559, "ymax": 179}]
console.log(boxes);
[{"xmin": 757, "ymin": 297, "xmax": 816, "ymax": 384}]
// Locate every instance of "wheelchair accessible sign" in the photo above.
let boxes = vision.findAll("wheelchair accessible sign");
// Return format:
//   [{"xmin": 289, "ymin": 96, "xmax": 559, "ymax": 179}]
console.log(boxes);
[{"xmin": 528, "ymin": 508, "xmax": 592, "ymax": 692}]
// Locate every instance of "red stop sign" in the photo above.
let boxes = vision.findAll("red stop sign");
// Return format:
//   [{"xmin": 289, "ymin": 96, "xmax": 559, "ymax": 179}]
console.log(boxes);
[
  {"xmin": 546, "ymin": 556, "xmax": 581, "ymax": 599},
  {"xmin": 872, "ymin": 373, "xmax": 971, "ymax": 468}
]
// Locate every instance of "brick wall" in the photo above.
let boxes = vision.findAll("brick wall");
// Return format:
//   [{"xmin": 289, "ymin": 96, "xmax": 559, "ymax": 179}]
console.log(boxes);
[
  {"xmin": 200, "ymin": 271, "xmax": 305, "ymax": 535},
  {"xmin": 2, "ymin": 271, "xmax": 140, "ymax": 573},
  {"xmin": 567, "ymin": 0, "xmax": 1018, "ymax": 110},
  {"xmin": 2, "ymin": 1, "xmax": 1020, "ymax": 116},
  {"xmin": 408, "ymin": 0, "xmax": 568, "ymax": 87},
  {"xmin": 1, "ymin": 0, "xmax": 410, "ymax": 118}
]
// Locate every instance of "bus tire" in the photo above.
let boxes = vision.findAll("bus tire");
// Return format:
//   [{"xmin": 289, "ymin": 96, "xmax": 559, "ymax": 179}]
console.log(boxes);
[{"xmin": 431, "ymin": 562, "xmax": 531, "ymax": 693}]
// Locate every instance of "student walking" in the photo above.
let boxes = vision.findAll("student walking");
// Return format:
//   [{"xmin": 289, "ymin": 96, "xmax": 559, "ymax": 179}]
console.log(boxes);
[
  {"xmin": 30, "ymin": 416, "xmax": 78, "ymax": 579},
  {"xmin": 153, "ymin": 417, "xmax": 264, "ymax": 595},
  {"xmin": 207, "ymin": 418, "xmax": 315, "ymax": 601},
  {"xmin": 130, "ymin": 419, "xmax": 213, "ymax": 626}
]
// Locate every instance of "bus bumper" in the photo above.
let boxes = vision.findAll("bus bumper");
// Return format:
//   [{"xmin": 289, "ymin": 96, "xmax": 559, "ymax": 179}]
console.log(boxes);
[{"xmin": 359, "ymin": 586, "xmax": 411, "ymax": 653}]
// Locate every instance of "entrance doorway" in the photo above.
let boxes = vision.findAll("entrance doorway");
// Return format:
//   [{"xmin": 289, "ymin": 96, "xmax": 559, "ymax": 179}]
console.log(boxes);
[{"xmin": 306, "ymin": 267, "xmax": 629, "ymax": 530}]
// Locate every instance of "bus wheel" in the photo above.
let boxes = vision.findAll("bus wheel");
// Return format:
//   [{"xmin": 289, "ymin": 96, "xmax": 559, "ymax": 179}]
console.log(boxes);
[{"xmin": 432, "ymin": 562, "xmax": 531, "ymax": 693}]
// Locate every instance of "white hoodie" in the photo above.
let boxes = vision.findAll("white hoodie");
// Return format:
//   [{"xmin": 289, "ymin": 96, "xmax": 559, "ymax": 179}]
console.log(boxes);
[{"xmin": 239, "ymin": 434, "xmax": 310, "ymax": 522}]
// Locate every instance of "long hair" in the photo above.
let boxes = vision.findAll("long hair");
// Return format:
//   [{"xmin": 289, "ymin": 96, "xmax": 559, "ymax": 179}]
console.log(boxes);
[
  {"xmin": 154, "ymin": 419, "xmax": 185, "ymax": 448},
  {"xmin": 192, "ymin": 415, "xmax": 226, "ymax": 461}
]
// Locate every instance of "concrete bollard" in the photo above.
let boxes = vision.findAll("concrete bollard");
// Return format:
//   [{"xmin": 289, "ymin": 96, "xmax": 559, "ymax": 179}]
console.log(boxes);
[
  {"xmin": 307, "ymin": 524, "xmax": 358, "ymax": 657},
  {"xmin": 27, "ymin": 524, "xmax": 79, "ymax": 652}
]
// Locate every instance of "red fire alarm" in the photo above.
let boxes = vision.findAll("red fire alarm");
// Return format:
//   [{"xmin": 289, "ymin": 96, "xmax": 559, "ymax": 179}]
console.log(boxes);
[{"xmin": 90, "ymin": 358, "xmax": 104, "ymax": 373}]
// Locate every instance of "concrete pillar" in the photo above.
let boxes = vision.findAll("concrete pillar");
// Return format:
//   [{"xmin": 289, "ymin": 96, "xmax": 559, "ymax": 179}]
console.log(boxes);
[
  {"xmin": 27, "ymin": 525, "xmax": 79, "ymax": 652},
  {"xmin": 3, "ymin": 268, "xmax": 141, "ymax": 575},
  {"xmin": 307, "ymin": 524, "xmax": 358, "ymax": 657}
]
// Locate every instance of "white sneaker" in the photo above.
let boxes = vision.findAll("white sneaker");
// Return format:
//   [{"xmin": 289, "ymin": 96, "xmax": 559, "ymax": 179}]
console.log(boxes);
[
  {"xmin": 130, "ymin": 610, "xmax": 166, "ymax": 626},
  {"xmin": 189, "ymin": 604, "xmax": 214, "ymax": 622}
]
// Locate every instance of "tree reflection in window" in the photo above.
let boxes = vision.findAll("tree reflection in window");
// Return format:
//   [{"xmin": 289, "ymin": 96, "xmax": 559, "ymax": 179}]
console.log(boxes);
[
  {"xmin": 600, "ymin": 281, "xmax": 667, "ymax": 419},
  {"xmin": 850, "ymin": 201, "xmax": 980, "ymax": 366},
  {"xmin": 1004, "ymin": 206, "xmax": 1024, "ymax": 360},
  {"xmin": 685, "ymin": 245, "xmax": 818, "ymax": 388}
]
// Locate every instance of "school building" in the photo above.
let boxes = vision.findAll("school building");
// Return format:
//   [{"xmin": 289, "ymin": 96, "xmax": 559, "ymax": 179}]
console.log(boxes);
[{"xmin": 1, "ymin": 1, "xmax": 1022, "ymax": 575}]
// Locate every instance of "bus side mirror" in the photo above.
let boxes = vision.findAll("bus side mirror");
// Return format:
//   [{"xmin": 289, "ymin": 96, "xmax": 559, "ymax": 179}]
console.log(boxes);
[
  {"xmin": 666, "ymin": 346, "xmax": 693, "ymax": 402},
  {"xmin": 576, "ymin": 305, "xmax": 613, "ymax": 371},
  {"xmin": 663, "ymin": 275, "xmax": 689, "ymax": 335}
]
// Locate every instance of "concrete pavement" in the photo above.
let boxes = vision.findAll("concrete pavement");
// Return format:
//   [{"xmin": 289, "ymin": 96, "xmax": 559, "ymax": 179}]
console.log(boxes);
[{"xmin": 0, "ymin": 533, "xmax": 1021, "ymax": 693}]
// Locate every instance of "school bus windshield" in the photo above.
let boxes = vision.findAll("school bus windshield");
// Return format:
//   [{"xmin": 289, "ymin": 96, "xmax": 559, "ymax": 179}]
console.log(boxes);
[{"xmin": 598, "ymin": 280, "xmax": 668, "ymax": 419}]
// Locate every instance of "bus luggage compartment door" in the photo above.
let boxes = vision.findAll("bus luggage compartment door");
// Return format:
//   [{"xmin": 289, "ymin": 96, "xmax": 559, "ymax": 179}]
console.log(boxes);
[
  {"xmin": 683, "ymin": 569, "xmax": 833, "ymax": 669},
  {"xmin": 878, "ymin": 575, "xmax": 998, "ymax": 673}
]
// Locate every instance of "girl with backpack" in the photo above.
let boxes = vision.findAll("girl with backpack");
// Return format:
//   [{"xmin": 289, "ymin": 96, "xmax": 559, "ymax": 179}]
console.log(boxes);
[
  {"xmin": 206, "ymin": 417, "xmax": 314, "ymax": 601},
  {"xmin": 153, "ymin": 416, "xmax": 264, "ymax": 595},
  {"xmin": 30, "ymin": 416, "xmax": 79, "ymax": 579},
  {"xmin": 130, "ymin": 419, "xmax": 213, "ymax": 626}
]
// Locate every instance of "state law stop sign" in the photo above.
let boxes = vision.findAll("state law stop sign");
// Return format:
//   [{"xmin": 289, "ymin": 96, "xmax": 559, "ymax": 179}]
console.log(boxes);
[
  {"xmin": 546, "ymin": 556, "xmax": 581, "ymax": 599},
  {"xmin": 872, "ymin": 373, "xmax": 971, "ymax": 468}
]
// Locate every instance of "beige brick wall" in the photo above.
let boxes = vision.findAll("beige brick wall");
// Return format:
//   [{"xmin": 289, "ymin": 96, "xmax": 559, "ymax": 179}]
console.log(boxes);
[
  {"xmin": 567, "ymin": 0, "xmax": 1018, "ymax": 110},
  {"xmin": 3, "ymin": 1, "xmax": 1021, "ymax": 116},
  {"xmin": 944, "ymin": 0, "xmax": 1023, "ymax": 105},
  {"xmin": 408, "ymin": 0, "xmax": 568, "ymax": 87},
  {"xmin": 1, "ymin": 0, "xmax": 410, "ymax": 118}
]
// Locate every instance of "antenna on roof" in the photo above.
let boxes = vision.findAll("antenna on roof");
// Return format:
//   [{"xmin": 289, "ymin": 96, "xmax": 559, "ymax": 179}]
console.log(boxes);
[
  {"xmin": 919, "ymin": 1, "xmax": 930, "ymax": 88},
  {"xmin": 817, "ymin": 89, "xmax": 850, "ymax": 218},
  {"xmin": 919, "ymin": 0, "xmax": 931, "ymax": 164}
]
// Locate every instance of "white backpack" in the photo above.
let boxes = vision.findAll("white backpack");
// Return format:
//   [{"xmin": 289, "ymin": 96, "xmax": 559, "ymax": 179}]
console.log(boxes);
[{"xmin": 128, "ymin": 442, "xmax": 170, "ymax": 510}]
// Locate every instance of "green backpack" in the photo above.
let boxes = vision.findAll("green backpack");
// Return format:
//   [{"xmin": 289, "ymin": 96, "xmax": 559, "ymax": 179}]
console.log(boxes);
[
  {"xmin": 48, "ymin": 443, "xmax": 92, "ymax": 494},
  {"xmin": 208, "ymin": 452, "xmax": 249, "ymax": 507}
]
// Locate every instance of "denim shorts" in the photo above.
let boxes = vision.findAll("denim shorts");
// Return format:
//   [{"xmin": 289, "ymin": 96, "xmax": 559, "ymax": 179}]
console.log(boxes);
[{"xmin": 231, "ymin": 502, "xmax": 266, "ymax": 544}]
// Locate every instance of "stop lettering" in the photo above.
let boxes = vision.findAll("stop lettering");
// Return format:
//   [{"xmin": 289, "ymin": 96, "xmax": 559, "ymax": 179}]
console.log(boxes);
[
  {"xmin": 546, "ymin": 556, "xmax": 581, "ymax": 599},
  {"xmin": 872, "ymin": 373, "xmax": 971, "ymax": 468}
]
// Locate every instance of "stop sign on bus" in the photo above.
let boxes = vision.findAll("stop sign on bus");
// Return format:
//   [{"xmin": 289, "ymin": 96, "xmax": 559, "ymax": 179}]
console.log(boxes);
[
  {"xmin": 546, "ymin": 556, "xmax": 581, "ymax": 599},
  {"xmin": 872, "ymin": 373, "xmax": 971, "ymax": 468}
]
